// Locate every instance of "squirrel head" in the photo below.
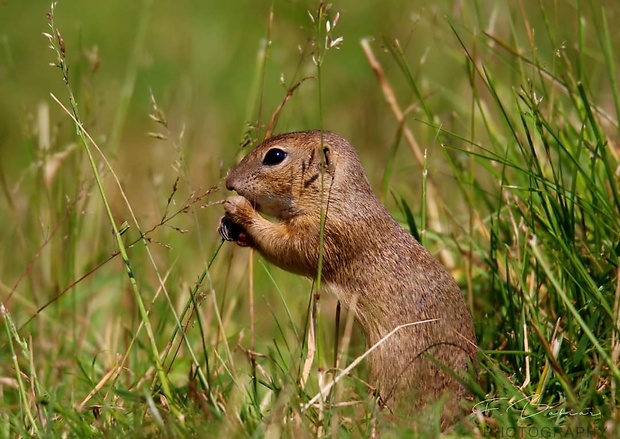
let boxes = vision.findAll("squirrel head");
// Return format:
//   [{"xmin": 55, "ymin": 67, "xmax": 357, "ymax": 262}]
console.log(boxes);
[{"xmin": 226, "ymin": 130, "xmax": 372, "ymax": 220}]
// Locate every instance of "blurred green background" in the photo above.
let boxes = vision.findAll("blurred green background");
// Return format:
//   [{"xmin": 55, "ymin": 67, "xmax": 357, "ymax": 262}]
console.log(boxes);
[{"xmin": 1, "ymin": 0, "xmax": 605, "ymax": 279}]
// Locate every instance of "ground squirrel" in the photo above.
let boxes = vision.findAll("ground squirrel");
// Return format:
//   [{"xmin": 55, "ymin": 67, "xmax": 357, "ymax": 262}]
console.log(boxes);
[{"xmin": 218, "ymin": 130, "xmax": 476, "ymax": 428}]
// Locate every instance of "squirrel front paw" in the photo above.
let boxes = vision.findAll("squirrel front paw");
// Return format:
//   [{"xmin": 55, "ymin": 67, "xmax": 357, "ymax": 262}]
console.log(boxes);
[
  {"xmin": 224, "ymin": 195, "xmax": 255, "ymax": 223},
  {"xmin": 219, "ymin": 196, "xmax": 256, "ymax": 247}
]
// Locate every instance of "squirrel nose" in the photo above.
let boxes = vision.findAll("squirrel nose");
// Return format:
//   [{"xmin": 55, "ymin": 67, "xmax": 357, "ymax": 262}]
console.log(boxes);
[{"xmin": 225, "ymin": 174, "xmax": 236, "ymax": 192}]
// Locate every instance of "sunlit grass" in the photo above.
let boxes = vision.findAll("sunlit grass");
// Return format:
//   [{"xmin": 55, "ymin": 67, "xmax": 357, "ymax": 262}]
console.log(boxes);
[{"xmin": 0, "ymin": 0, "xmax": 618, "ymax": 437}]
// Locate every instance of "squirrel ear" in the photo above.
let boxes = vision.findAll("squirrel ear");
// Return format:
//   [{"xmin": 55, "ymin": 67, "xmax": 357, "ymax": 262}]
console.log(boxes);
[{"xmin": 322, "ymin": 146, "xmax": 335, "ymax": 174}]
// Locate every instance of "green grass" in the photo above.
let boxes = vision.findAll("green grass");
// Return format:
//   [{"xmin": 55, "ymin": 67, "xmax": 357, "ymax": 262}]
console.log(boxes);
[{"xmin": 1, "ymin": 0, "xmax": 619, "ymax": 437}]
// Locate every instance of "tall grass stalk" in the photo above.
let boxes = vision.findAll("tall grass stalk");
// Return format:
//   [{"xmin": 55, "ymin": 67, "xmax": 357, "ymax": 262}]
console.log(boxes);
[
  {"xmin": 45, "ymin": 2, "xmax": 180, "ymax": 420},
  {"xmin": 1, "ymin": 304, "xmax": 39, "ymax": 435}
]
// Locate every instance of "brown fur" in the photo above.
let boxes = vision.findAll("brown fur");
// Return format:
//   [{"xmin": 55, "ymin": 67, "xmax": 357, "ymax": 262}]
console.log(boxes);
[{"xmin": 221, "ymin": 130, "xmax": 476, "ymax": 428}]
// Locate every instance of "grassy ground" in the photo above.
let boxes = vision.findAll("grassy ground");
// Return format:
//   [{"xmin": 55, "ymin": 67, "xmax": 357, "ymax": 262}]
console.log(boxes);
[{"xmin": 1, "ymin": 0, "xmax": 619, "ymax": 437}]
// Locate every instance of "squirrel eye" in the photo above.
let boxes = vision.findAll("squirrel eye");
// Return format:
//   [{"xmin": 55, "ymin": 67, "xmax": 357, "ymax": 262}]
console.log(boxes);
[{"xmin": 262, "ymin": 148, "xmax": 287, "ymax": 166}]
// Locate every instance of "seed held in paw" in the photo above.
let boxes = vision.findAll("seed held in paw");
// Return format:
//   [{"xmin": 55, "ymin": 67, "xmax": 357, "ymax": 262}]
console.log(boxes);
[{"xmin": 218, "ymin": 215, "xmax": 251, "ymax": 247}]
